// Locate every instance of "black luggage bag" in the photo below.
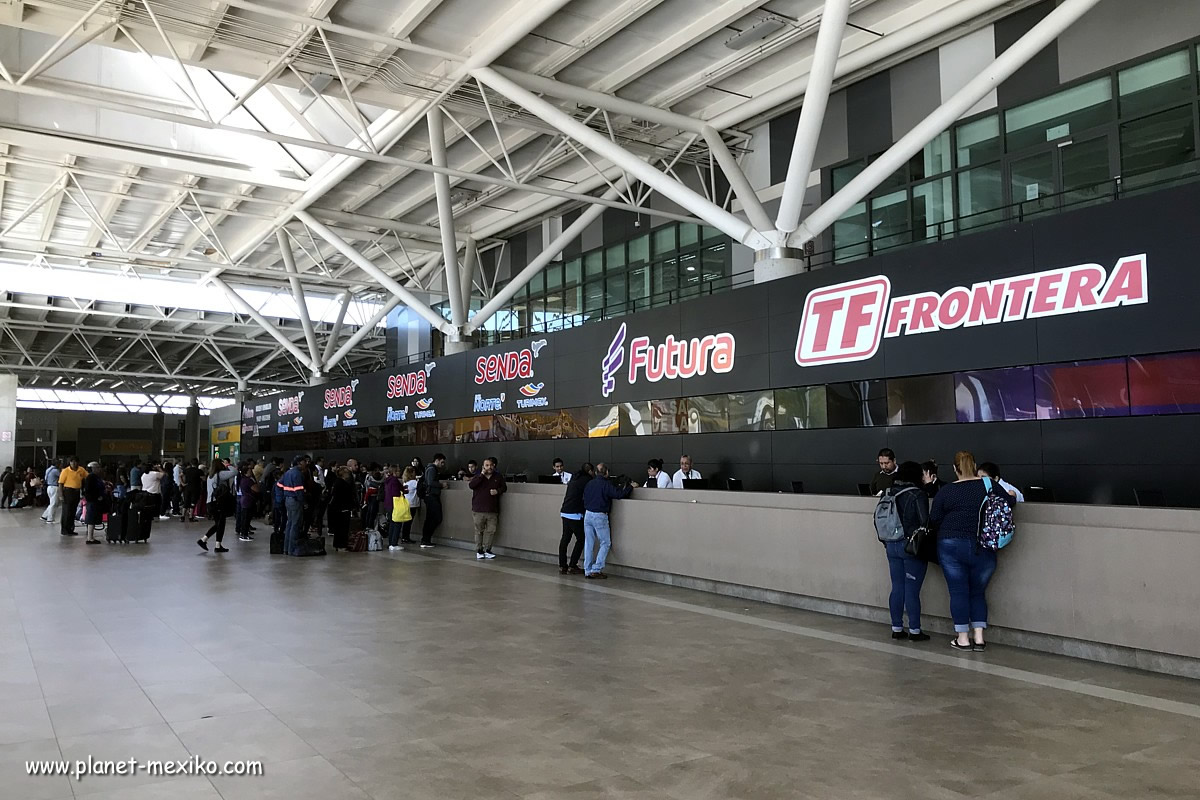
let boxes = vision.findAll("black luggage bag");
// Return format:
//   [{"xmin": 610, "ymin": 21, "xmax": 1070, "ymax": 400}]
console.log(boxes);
[
  {"xmin": 126, "ymin": 490, "xmax": 155, "ymax": 542},
  {"xmin": 270, "ymin": 531, "xmax": 285, "ymax": 555},
  {"xmin": 106, "ymin": 494, "xmax": 131, "ymax": 543}
]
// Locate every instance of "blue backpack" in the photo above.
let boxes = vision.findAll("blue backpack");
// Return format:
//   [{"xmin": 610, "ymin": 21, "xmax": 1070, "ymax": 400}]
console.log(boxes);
[{"xmin": 977, "ymin": 477, "xmax": 1015, "ymax": 550}]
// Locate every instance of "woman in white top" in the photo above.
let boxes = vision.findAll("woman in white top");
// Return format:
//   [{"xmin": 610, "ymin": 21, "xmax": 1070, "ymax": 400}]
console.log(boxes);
[
  {"xmin": 140, "ymin": 464, "xmax": 170, "ymax": 520},
  {"xmin": 393, "ymin": 466, "xmax": 421, "ymax": 548}
]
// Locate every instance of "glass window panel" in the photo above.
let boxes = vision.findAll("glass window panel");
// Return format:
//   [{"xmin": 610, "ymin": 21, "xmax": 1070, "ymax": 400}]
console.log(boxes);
[
  {"xmin": 957, "ymin": 164, "xmax": 1006, "ymax": 231},
  {"xmin": 650, "ymin": 398, "xmax": 687, "ymax": 434},
  {"xmin": 702, "ymin": 225, "xmax": 722, "ymax": 242},
  {"xmin": 553, "ymin": 408, "xmax": 589, "ymax": 439},
  {"xmin": 628, "ymin": 265, "xmax": 649, "ymax": 311},
  {"xmin": 686, "ymin": 395, "xmax": 729, "ymax": 433},
  {"xmin": 526, "ymin": 271, "xmax": 544, "ymax": 296},
  {"xmin": 869, "ymin": 151, "xmax": 909, "ymax": 192},
  {"xmin": 775, "ymin": 386, "xmax": 827, "ymax": 430},
  {"xmin": 728, "ymin": 391, "xmax": 775, "ymax": 431},
  {"xmin": 652, "ymin": 225, "xmax": 677, "ymax": 255},
  {"xmin": 454, "ymin": 416, "xmax": 495, "ymax": 442},
  {"xmin": 394, "ymin": 424, "xmax": 415, "ymax": 446},
  {"xmin": 583, "ymin": 281, "xmax": 604, "ymax": 315},
  {"xmin": 1120, "ymin": 105, "xmax": 1198, "ymax": 187},
  {"xmin": 415, "ymin": 421, "xmax": 439, "ymax": 446},
  {"xmin": 832, "ymin": 160, "xmax": 865, "ymax": 192},
  {"xmin": 918, "ymin": 130, "xmax": 952, "ymax": 178},
  {"xmin": 1005, "ymin": 77, "xmax": 1112, "ymax": 151},
  {"xmin": 628, "ymin": 234, "xmax": 650, "ymax": 264},
  {"xmin": 826, "ymin": 380, "xmax": 887, "ymax": 427},
  {"xmin": 545, "ymin": 263, "xmax": 562, "ymax": 291},
  {"xmin": 678, "ymin": 251, "xmax": 701, "ymax": 299},
  {"xmin": 1034, "ymin": 358, "xmax": 1130, "ymax": 419},
  {"xmin": 1060, "ymin": 136, "xmax": 1116, "ymax": 209},
  {"xmin": 955, "ymin": 367, "xmax": 1036, "ymax": 422},
  {"xmin": 833, "ymin": 201, "xmax": 869, "ymax": 262},
  {"xmin": 584, "ymin": 250, "xmax": 603, "ymax": 278},
  {"xmin": 437, "ymin": 419, "xmax": 456, "ymax": 444},
  {"xmin": 619, "ymin": 401, "xmax": 652, "ymax": 436},
  {"xmin": 1010, "ymin": 150, "xmax": 1057, "ymax": 219},
  {"xmin": 870, "ymin": 190, "xmax": 911, "ymax": 252},
  {"xmin": 1118, "ymin": 50, "xmax": 1192, "ymax": 116},
  {"xmin": 543, "ymin": 292, "xmax": 564, "ymax": 330},
  {"xmin": 588, "ymin": 405, "xmax": 619, "ymax": 437},
  {"xmin": 652, "ymin": 258, "xmax": 678, "ymax": 300},
  {"xmin": 912, "ymin": 176, "xmax": 954, "ymax": 240},
  {"xmin": 606, "ymin": 272, "xmax": 627, "ymax": 313},
  {"xmin": 606, "ymin": 243, "xmax": 626, "ymax": 271},
  {"xmin": 562, "ymin": 284, "xmax": 581, "ymax": 321},
  {"xmin": 565, "ymin": 257, "xmax": 581, "ymax": 286},
  {"xmin": 701, "ymin": 244, "xmax": 729, "ymax": 292},
  {"xmin": 679, "ymin": 222, "xmax": 699, "ymax": 247},
  {"xmin": 886, "ymin": 374, "xmax": 956, "ymax": 425},
  {"xmin": 492, "ymin": 414, "xmax": 524, "ymax": 442},
  {"xmin": 956, "ymin": 114, "xmax": 1000, "ymax": 167},
  {"xmin": 1128, "ymin": 352, "xmax": 1200, "ymax": 415}
]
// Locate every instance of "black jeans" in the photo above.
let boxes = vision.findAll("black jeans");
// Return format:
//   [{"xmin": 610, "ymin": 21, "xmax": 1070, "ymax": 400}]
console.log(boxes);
[
  {"xmin": 559, "ymin": 517, "xmax": 584, "ymax": 569},
  {"xmin": 1, "ymin": 489, "xmax": 12, "ymax": 509},
  {"xmin": 60, "ymin": 487, "xmax": 80, "ymax": 535},
  {"xmin": 420, "ymin": 495, "xmax": 442, "ymax": 544},
  {"xmin": 206, "ymin": 513, "xmax": 227, "ymax": 543},
  {"xmin": 235, "ymin": 506, "xmax": 250, "ymax": 537}
]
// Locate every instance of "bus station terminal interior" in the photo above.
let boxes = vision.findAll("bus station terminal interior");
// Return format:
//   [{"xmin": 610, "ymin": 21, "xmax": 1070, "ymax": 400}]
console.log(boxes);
[{"xmin": 2, "ymin": 0, "xmax": 1200, "ymax": 797}]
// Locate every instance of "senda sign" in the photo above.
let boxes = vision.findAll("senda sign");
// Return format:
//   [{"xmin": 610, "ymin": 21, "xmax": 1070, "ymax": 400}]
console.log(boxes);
[
  {"xmin": 474, "ymin": 340, "xmax": 546, "ymax": 385},
  {"xmin": 795, "ymin": 255, "xmax": 1148, "ymax": 367}
]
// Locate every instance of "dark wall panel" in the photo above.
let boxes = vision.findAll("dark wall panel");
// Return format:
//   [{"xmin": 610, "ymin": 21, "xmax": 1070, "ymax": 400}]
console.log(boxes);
[
  {"xmin": 994, "ymin": 1, "xmax": 1061, "ymax": 108},
  {"xmin": 845, "ymin": 72, "xmax": 892, "ymax": 159}
]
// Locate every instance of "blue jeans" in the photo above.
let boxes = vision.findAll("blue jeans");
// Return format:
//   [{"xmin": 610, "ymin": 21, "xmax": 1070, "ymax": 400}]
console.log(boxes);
[
  {"xmin": 938, "ymin": 537, "xmax": 998, "ymax": 633},
  {"xmin": 284, "ymin": 496, "xmax": 305, "ymax": 556},
  {"xmin": 884, "ymin": 540, "xmax": 927, "ymax": 632},
  {"xmin": 582, "ymin": 511, "xmax": 611, "ymax": 575}
]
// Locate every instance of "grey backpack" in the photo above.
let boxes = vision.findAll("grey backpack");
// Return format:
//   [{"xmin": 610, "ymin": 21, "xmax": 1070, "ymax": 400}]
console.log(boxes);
[{"xmin": 874, "ymin": 486, "xmax": 918, "ymax": 542}]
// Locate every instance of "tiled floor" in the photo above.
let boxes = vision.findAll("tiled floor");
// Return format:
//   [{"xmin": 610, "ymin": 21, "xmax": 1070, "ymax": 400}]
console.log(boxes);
[{"xmin": 2, "ymin": 508, "xmax": 1199, "ymax": 799}]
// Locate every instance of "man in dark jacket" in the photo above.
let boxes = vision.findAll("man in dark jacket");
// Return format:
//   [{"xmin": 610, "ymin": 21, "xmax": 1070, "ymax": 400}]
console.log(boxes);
[
  {"xmin": 558, "ymin": 463, "xmax": 595, "ymax": 575},
  {"xmin": 420, "ymin": 454, "xmax": 446, "ymax": 548},
  {"xmin": 468, "ymin": 457, "xmax": 507, "ymax": 560},
  {"xmin": 581, "ymin": 463, "xmax": 637, "ymax": 579},
  {"xmin": 279, "ymin": 455, "xmax": 309, "ymax": 556}
]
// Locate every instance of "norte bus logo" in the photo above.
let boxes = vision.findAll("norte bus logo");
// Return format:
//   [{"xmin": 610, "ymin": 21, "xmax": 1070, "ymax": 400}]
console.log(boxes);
[{"xmin": 795, "ymin": 255, "xmax": 1148, "ymax": 367}]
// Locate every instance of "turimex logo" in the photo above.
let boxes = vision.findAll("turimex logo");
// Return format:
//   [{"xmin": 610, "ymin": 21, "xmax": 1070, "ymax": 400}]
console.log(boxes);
[
  {"xmin": 343, "ymin": 409, "xmax": 356, "ymax": 419},
  {"xmin": 415, "ymin": 398, "xmax": 433, "ymax": 410},
  {"xmin": 519, "ymin": 382, "xmax": 544, "ymax": 397},
  {"xmin": 795, "ymin": 255, "xmax": 1148, "ymax": 367}
]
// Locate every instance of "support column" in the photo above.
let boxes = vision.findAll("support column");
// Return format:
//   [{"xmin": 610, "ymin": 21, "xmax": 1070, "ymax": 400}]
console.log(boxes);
[
  {"xmin": 753, "ymin": 247, "xmax": 807, "ymax": 284},
  {"xmin": 0, "ymin": 374, "xmax": 16, "ymax": 471},
  {"xmin": 444, "ymin": 340, "xmax": 472, "ymax": 355},
  {"xmin": 151, "ymin": 408, "xmax": 165, "ymax": 461},
  {"xmin": 184, "ymin": 396, "xmax": 200, "ymax": 464},
  {"xmin": 427, "ymin": 110, "xmax": 466, "ymax": 331}
]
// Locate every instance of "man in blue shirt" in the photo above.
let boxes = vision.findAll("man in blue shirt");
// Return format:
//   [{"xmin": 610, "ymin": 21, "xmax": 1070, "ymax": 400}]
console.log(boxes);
[
  {"xmin": 41, "ymin": 460, "xmax": 61, "ymax": 524},
  {"xmin": 581, "ymin": 463, "xmax": 637, "ymax": 579},
  {"xmin": 279, "ymin": 454, "xmax": 309, "ymax": 556}
]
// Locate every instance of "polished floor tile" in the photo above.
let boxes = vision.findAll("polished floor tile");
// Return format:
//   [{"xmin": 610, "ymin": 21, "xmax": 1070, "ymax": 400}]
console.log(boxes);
[{"xmin": 2, "ymin": 510, "xmax": 1200, "ymax": 799}]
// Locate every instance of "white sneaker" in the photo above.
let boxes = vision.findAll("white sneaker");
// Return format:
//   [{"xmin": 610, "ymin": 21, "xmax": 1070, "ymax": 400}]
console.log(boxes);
[
  {"xmin": 388, "ymin": 545, "xmax": 397, "ymax": 551},
  {"xmin": 419, "ymin": 543, "xmax": 434, "ymax": 549},
  {"xmin": 158, "ymin": 515, "xmax": 170, "ymax": 521},
  {"xmin": 476, "ymin": 552, "xmax": 486, "ymax": 560},
  {"xmin": 238, "ymin": 536, "xmax": 251, "ymax": 542},
  {"xmin": 483, "ymin": 552, "xmax": 496, "ymax": 559}
]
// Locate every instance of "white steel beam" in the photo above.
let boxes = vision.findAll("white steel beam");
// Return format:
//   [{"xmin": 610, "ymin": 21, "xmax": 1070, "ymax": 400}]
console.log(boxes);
[
  {"xmin": 427, "ymin": 110, "xmax": 466, "ymax": 329},
  {"xmin": 295, "ymin": 210, "xmax": 454, "ymax": 336},
  {"xmin": 466, "ymin": 178, "xmax": 630, "ymax": 334},
  {"xmin": 793, "ymin": 0, "xmax": 1102, "ymax": 246},
  {"xmin": 472, "ymin": 67, "xmax": 771, "ymax": 251},
  {"xmin": 210, "ymin": 276, "xmax": 320, "ymax": 374},
  {"xmin": 776, "ymin": 0, "xmax": 850, "ymax": 235},
  {"xmin": 323, "ymin": 295, "xmax": 402, "ymax": 374},
  {"xmin": 277, "ymin": 229, "xmax": 321, "ymax": 370},
  {"xmin": 460, "ymin": 238, "xmax": 477, "ymax": 316},
  {"xmin": 321, "ymin": 290, "xmax": 350, "ymax": 366},
  {"xmin": 0, "ymin": 362, "xmax": 302, "ymax": 389}
]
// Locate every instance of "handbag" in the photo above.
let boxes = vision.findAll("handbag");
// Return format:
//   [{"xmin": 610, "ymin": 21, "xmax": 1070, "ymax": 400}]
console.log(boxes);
[
  {"xmin": 903, "ymin": 490, "xmax": 937, "ymax": 562},
  {"xmin": 391, "ymin": 495, "xmax": 412, "ymax": 523}
]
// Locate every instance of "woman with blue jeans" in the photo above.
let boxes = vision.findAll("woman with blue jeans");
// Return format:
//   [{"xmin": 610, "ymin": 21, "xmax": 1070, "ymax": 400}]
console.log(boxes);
[
  {"xmin": 930, "ymin": 450, "xmax": 1017, "ymax": 652},
  {"xmin": 883, "ymin": 462, "xmax": 931, "ymax": 641}
]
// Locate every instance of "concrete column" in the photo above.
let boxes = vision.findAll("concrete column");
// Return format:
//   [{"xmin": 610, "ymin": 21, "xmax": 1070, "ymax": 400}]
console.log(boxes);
[
  {"xmin": 151, "ymin": 409, "xmax": 165, "ymax": 460},
  {"xmin": 753, "ymin": 247, "xmax": 807, "ymax": 283},
  {"xmin": 443, "ymin": 339, "xmax": 471, "ymax": 355},
  {"xmin": 184, "ymin": 397, "xmax": 201, "ymax": 464},
  {"xmin": 0, "ymin": 374, "xmax": 16, "ymax": 470}
]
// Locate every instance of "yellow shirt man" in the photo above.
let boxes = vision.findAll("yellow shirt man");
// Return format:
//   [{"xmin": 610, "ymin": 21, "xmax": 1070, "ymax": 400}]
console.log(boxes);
[{"xmin": 58, "ymin": 464, "xmax": 88, "ymax": 490}]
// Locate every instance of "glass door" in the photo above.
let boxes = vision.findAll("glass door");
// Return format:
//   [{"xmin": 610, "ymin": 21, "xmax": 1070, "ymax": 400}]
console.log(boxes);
[
  {"xmin": 1007, "ymin": 133, "xmax": 1114, "ymax": 219},
  {"xmin": 1059, "ymin": 134, "xmax": 1114, "ymax": 209},
  {"xmin": 1009, "ymin": 149, "xmax": 1056, "ymax": 219}
]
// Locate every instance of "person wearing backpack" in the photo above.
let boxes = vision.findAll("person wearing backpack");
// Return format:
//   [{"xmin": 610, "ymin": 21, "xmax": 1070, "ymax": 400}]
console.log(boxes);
[
  {"xmin": 930, "ymin": 451, "xmax": 1017, "ymax": 652},
  {"xmin": 874, "ymin": 461, "xmax": 931, "ymax": 641},
  {"xmin": 199, "ymin": 458, "xmax": 237, "ymax": 553}
]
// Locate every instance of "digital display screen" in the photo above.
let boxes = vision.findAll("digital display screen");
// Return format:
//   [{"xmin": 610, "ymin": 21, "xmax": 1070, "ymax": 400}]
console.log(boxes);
[
  {"xmin": 1034, "ymin": 359, "xmax": 1130, "ymax": 419},
  {"xmin": 1129, "ymin": 352, "xmax": 1200, "ymax": 415},
  {"xmin": 588, "ymin": 405, "xmax": 618, "ymax": 438},
  {"xmin": 728, "ymin": 391, "xmax": 775, "ymax": 431},
  {"xmin": 887, "ymin": 374, "xmax": 956, "ymax": 425},
  {"xmin": 826, "ymin": 381, "xmax": 887, "ymax": 428},
  {"xmin": 686, "ymin": 395, "xmax": 729, "ymax": 433},
  {"xmin": 650, "ymin": 399, "xmax": 687, "ymax": 434},
  {"xmin": 775, "ymin": 386, "xmax": 827, "ymax": 430},
  {"xmin": 620, "ymin": 401, "xmax": 652, "ymax": 436},
  {"xmin": 955, "ymin": 366, "xmax": 1037, "ymax": 422}
]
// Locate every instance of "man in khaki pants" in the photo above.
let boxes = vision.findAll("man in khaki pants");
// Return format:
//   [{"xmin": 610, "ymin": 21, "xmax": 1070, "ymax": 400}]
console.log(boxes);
[{"xmin": 468, "ymin": 457, "xmax": 507, "ymax": 560}]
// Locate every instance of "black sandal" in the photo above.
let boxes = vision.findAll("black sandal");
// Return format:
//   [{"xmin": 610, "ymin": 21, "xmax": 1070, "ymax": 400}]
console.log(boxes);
[{"xmin": 950, "ymin": 639, "xmax": 974, "ymax": 651}]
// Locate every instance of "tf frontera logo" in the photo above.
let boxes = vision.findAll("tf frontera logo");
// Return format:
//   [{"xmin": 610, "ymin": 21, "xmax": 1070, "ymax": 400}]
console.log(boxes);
[{"xmin": 794, "ymin": 255, "xmax": 1148, "ymax": 367}]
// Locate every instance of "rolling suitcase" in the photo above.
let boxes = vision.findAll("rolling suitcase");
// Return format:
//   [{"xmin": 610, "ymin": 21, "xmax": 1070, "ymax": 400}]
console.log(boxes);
[
  {"xmin": 106, "ymin": 495, "xmax": 131, "ymax": 543},
  {"xmin": 127, "ymin": 490, "xmax": 155, "ymax": 542},
  {"xmin": 270, "ymin": 531, "xmax": 285, "ymax": 555}
]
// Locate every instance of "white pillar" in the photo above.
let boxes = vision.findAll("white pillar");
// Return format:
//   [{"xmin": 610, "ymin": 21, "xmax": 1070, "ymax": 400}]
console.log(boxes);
[
  {"xmin": 0, "ymin": 374, "xmax": 16, "ymax": 471},
  {"xmin": 753, "ymin": 247, "xmax": 807, "ymax": 284}
]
